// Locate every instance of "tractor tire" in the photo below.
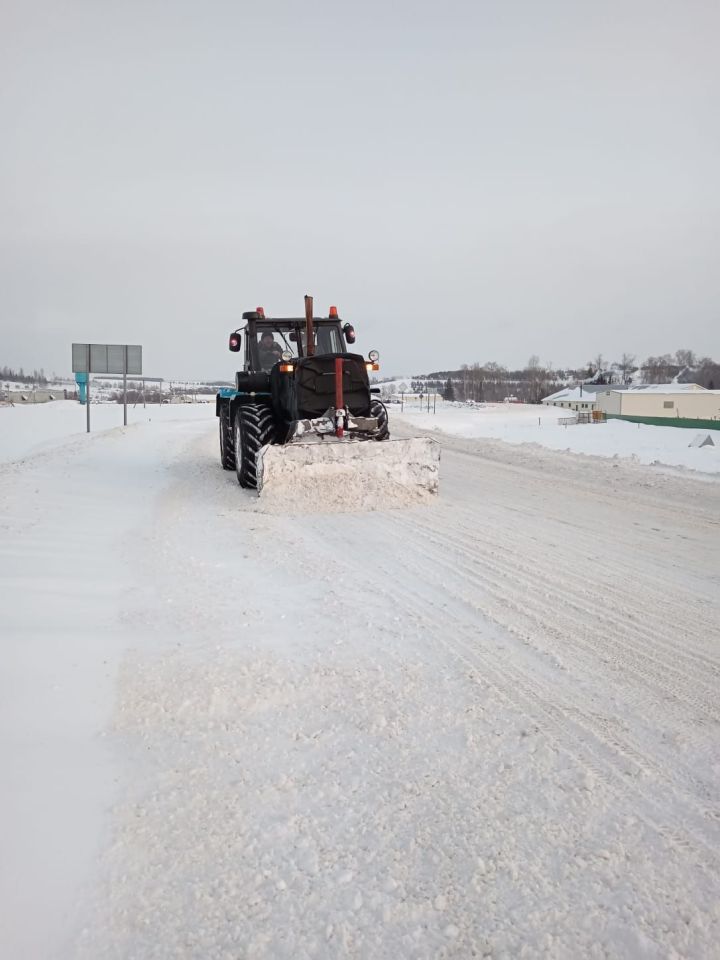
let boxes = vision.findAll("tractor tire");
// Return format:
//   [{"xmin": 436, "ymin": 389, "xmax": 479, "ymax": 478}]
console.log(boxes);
[
  {"xmin": 219, "ymin": 403, "xmax": 236, "ymax": 470},
  {"xmin": 234, "ymin": 401, "xmax": 276, "ymax": 489},
  {"xmin": 371, "ymin": 399, "xmax": 390, "ymax": 440}
]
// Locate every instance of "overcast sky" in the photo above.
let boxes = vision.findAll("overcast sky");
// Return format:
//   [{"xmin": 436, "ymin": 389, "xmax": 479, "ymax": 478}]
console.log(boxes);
[{"xmin": 1, "ymin": 0, "xmax": 718, "ymax": 380}]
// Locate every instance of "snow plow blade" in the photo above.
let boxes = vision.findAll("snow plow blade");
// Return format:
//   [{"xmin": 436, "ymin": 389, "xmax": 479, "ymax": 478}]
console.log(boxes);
[{"xmin": 256, "ymin": 438, "xmax": 440, "ymax": 511}]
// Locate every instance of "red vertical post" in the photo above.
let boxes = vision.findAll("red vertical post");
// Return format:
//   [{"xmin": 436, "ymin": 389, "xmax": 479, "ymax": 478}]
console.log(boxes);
[
  {"xmin": 335, "ymin": 357, "xmax": 344, "ymax": 437},
  {"xmin": 304, "ymin": 295, "xmax": 315, "ymax": 357}
]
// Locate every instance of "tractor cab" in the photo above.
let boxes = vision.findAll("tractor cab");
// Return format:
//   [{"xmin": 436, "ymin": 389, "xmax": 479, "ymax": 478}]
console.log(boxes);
[{"xmin": 229, "ymin": 307, "xmax": 357, "ymax": 374}]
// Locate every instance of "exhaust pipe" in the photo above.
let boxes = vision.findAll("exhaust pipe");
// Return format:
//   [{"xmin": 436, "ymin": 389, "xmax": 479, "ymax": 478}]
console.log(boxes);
[{"xmin": 304, "ymin": 294, "xmax": 314, "ymax": 357}]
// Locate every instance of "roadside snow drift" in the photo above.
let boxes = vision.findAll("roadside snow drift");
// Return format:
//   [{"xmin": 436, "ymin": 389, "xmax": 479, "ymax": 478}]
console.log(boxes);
[
  {"xmin": 395, "ymin": 400, "xmax": 720, "ymax": 475},
  {"xmin": 0, "ymin": 399, "xmax": 213, "ymax": 465}
]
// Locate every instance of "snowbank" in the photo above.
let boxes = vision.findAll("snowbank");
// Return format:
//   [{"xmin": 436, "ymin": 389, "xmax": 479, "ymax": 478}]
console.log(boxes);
[
  {"xmin": 395, "ymin": 400, "xmax": 720, "ymax": 475},
  {"xmin": 0, "ymin": 400, "xmax": 212, "ymax": 464}
]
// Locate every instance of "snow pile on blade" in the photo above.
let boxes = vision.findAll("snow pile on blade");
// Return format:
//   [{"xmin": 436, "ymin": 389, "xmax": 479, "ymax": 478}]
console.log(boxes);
[{"xmin": 256, "ymin": 437, "xmax": 440, "ymax": 512}]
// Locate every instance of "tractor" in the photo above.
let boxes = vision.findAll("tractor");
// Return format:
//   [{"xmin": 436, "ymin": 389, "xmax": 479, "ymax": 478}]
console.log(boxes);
[{"xmin": 215, "ymin": 296, "xmax": 438, "ymax": 501}]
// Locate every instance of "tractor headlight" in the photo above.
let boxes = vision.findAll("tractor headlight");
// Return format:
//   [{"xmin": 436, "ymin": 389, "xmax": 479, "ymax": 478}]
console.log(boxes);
[
  {"xmin": 281, "ymin": 350, "xmax": 293, "ymax": 361},
  {"xmin": 368, "ymin": 350, "xmax": 380, "ymax": 362}
]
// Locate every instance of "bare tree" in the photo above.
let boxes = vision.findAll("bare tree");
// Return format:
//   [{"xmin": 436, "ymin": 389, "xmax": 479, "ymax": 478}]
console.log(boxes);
[
  {"xmin": 693, "ymin": 358, "xmax": 720, "ymax": 389},
  {"xmin": 525, "ymin": 355, "xmax": 546, "ymax": 402},
  {"xmin": 615, "ymin": 352, "xmax": 636, "ymax": 383},
  {"xmin": 642, "ymin": 354, "xmax": 677, "ymax": 383},
  {"xmin": 675, "ymin": 349, "xmax": 696, "ymax": 369},
  {"xmin": 484, "ymin": 362, "xmax": 507, "ymax": 375}
]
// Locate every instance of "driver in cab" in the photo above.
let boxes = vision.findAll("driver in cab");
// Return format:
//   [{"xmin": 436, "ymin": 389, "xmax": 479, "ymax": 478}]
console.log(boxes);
[{"xmin": 258, "ymin": 332, "xmax": 283, "ymax": 371}]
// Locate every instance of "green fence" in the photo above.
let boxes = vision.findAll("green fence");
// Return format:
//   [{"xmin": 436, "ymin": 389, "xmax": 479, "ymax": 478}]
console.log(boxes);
[{"xmin": 606, "ymin": 414, "xmax": 720, "ymax": 430}]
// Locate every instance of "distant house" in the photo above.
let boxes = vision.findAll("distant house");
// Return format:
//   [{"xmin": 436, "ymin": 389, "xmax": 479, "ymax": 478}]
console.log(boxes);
[
  {"xmin": 594, "ymin": 384, "xmax": 720, "ymax": 427},
  {"xmin": 541, "ymin": 387, "xmax": 599, "ymax": 413}
]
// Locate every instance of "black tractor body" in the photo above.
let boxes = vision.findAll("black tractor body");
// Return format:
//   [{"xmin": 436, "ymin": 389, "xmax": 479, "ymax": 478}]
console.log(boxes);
[{"xmin": 216, "ymin": 302, "xmax": 389, "ymax": 488}]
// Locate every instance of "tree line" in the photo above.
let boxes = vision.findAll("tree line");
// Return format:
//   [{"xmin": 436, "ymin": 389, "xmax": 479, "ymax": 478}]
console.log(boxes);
[
  {"xmin": 1, "ymin": 365, "xmax": 49, "ymax": 385},
  {"xmin": 419, "ymin": 349, "xmax": 719, "ymax": 404}
]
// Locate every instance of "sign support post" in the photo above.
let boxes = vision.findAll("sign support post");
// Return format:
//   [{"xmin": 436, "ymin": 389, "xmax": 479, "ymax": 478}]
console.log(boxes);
[
  {"xmin": 123, "ymin": 345, "xmax": 128, "ymax": 427},
  {"xmin": 86, "ymin": 344, "xmax": 91, "ymax": 433}
]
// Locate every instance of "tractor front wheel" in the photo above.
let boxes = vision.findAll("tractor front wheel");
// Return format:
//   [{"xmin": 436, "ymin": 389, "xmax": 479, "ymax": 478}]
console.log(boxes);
[
  {"xmin": 219, "ymin": 403, "xmax": 236, "ymax": 470},
  {"xmin": 234, "ymin": 402, "xmax": 276, "ymax": 489},
  {"xmin": 371, "ymin": 399, "xmax": 390, "ymax": 440}
]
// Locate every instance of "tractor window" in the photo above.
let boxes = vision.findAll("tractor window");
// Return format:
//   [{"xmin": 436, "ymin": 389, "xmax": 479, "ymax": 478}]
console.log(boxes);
[
  {"xmin": 314, "ymin": 326, "xmax": 344, "ymax": 354},
  {"xmin": 254, "ymin": 324, "xmax": 345, "ymax": 368},
  {"xmin": 295, "ymin": 326, "xmax": 344, "ymax": 355},
  {"xmin": 256, "ymin": 330, "xmax": 297, "ymax": 371}
]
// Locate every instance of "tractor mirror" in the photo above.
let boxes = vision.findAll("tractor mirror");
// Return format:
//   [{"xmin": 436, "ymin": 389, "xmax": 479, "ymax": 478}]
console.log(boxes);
[
  {"xmin": 228, "ymin": 332, "xmax": 242, "ymax": 352},
  {"xmin": 343, "ymin": 322, "xmax": 356, "ymax": 344}
]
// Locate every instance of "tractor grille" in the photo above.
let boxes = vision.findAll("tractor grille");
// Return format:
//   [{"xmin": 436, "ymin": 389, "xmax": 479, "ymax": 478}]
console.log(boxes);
[{"xmin": 271, "ymin": 353, "xmax": 371, "ymax": 422}]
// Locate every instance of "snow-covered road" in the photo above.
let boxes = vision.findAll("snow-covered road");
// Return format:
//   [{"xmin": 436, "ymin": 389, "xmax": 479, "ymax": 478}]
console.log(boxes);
[{"xmin": 1, "ymin": 407, "xmax": 719, "ymax": 958}]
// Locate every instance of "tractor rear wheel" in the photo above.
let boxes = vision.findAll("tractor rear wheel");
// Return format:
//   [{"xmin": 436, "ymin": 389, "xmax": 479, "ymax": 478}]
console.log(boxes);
[
  {"xmin": 219, "ymin": 403, "xmax": 236, "ymax": 470},
  {"xmin": 234, "ymin": 401, "xmax": 276, "ymax": 488},
  {"xmin": 371, "ymin": 399, "xmax": 390, "ymax": 440}
]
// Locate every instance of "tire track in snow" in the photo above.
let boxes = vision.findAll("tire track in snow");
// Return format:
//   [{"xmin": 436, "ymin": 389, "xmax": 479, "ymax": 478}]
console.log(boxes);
[
  {"xmin": 281, "ymin": 427, "xmax": 720, "ymax": 876},
  {"xmin": 387, "ymin": 512, "xmax": 720, "ymax": 719},
  {"xmin": 425, "ymin": 429, "xmax": 720, "ymax": 533},
  {"xmin": 445, "ymin": 490, "xmax": 720, "ymax": 615},
  {"xmin": 337, "ymin": 534, "xmax": 720, "ymax": 878}
]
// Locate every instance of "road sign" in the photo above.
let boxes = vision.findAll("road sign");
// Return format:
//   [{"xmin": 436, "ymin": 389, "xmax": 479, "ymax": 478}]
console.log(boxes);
[
  {"xmin": 72, "ymin": 343, "xmax": 142, "ymax": 375},
  {"xmin": 71, "ymin": 343, "xmax": 143, "ymax": 432}
]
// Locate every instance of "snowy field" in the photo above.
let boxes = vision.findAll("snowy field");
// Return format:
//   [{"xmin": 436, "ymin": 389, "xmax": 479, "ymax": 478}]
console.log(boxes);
[
  {"xmin": 395, "ymin": 400, "xmax": 720, "ymax": 475},
  {"xmin": 0, "ymin": 399, "xmax": 211, "ymax": 464},
  {"xmin": 1, "ymin": 403, "xmax": 719, "ymax": 958}
]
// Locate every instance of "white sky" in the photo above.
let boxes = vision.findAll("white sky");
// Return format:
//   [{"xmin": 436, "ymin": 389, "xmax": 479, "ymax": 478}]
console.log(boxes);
[{"xmin": 1, "ymin": 0, "xmax": 718, "ymax": 379}]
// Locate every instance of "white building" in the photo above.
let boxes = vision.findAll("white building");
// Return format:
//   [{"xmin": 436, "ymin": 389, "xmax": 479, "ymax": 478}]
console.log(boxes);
[
  {"xmin": 542, "ymin": 387, "xmax": 599, "ymax": 413},
  {"xmin": 594, "ymin": 384, "xmax": 720, "ymax": 424}
]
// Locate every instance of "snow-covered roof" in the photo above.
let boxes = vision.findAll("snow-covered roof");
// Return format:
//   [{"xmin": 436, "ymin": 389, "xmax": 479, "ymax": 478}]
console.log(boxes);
[
  {"xmin": 605, "ymin": 383, "xmax": 706, "ymax": 395},
  {"xmin": 542, "ymin": 387, "xmax": 599, "ymax": 404},
  {"xmin": 575, "ymin": 382, "xmax": 622, "ymax": 394}
]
